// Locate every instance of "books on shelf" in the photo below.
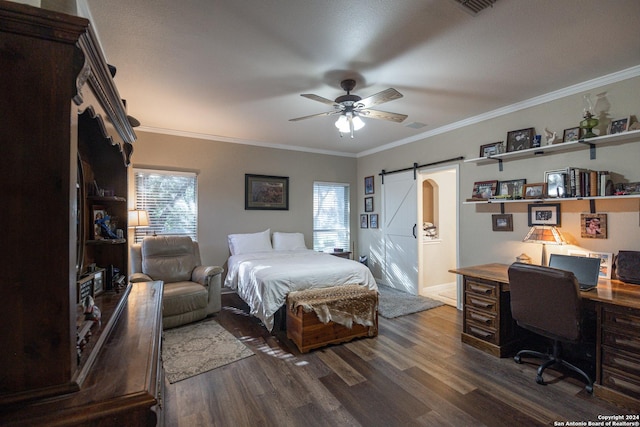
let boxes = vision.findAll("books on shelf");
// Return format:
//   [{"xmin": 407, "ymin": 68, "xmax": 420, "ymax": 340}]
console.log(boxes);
[{"xmin": 550, "ymin": 167, "xmax": 614, "ymax": 198}]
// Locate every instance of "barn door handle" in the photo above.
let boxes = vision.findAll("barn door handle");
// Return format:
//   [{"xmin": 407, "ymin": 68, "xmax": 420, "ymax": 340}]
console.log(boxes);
[{"xmin": 412, "ymin": 224, "xmax": 417, "ymax": 238}]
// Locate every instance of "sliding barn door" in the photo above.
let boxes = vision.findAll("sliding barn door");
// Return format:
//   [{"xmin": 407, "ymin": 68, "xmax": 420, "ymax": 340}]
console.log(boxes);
[{"xmin": 382, "ymin": 171, "xmax": 418, "ymax": 294}]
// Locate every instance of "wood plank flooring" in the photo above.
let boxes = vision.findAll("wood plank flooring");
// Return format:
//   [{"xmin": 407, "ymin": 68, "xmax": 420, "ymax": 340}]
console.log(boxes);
[{"xmin": 163, "ymin": 293, "xmax": 635, "ymax": 426}]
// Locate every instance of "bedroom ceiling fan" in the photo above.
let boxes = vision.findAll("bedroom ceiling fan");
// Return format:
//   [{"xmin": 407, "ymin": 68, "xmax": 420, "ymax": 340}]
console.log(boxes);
[{"xmin": 289, "ymin": 79, "xmax": 408, "ymax": 138}]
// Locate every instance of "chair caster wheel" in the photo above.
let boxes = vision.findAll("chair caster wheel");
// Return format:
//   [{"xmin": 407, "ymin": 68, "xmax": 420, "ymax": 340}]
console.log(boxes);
[
  {"xmin": 585, "ymin": 385, "xmax": 593, "ymax": 394},
  {"xmin": 514, "ymin": 355, "xmax": 521, "ymax": 364},
  {"xmin": 536, "ymin": 375, "xmax": 545, "ymax": 385}
]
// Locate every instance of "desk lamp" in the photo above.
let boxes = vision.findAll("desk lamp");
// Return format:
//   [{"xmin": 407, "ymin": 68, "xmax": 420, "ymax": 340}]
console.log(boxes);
[
  {"xmin": 128, "ymin": 209, "xmax": 150, "ymax": 240},
  {"xmin": 523, "ymin": 226, "xmax": 565, "ymax": 266}
]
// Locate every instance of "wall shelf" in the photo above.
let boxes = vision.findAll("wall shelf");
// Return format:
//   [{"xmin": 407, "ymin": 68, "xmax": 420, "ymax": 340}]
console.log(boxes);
[
  {"xmin": 463, "ymin": 194, "xmax": 640, "ymax": 205},
  {"xmin": 465, "ymin": 129, "xmax": 640, "ymax": 171}
]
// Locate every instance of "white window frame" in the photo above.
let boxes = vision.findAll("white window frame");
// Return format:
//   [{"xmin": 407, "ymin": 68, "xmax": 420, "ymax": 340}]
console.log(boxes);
[
  {"xmin": 132, "ymin": 168, "xmax": 198, "ymax": 243},
  {"xmin": 313, "ymin": 181, "xmax": 350, "ymax": 251}
]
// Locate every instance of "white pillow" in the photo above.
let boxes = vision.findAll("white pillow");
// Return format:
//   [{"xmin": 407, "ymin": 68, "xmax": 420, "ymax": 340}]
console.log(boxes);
[
  {"xmin": 228, "ymin": 229, "xmax": 273, "ymax": 255},
  {"xmin": 272, "ymin": 232, "xmax": 307, "ymax": 251}
]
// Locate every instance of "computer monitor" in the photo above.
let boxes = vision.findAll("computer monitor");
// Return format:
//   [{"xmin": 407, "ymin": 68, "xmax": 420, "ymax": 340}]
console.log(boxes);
[{"xmin": 548, "ymin": 254, "xmax": 601, "ymax": 290}]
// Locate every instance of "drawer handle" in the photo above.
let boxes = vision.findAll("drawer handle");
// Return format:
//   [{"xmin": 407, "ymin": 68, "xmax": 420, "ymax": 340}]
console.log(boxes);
[
  {"xmin": 612, "ymin": 337, "xmax": 640, "ymax": 351},
  {"xmin": 609, "ymin": 376, "xmax": 640, "ymax": 394},
  {"xmin": 610, "ymin": 356, "xmax": 640, "ymax": 371},
  {"xmin": 612, "ymin": 316, "xmax": 638, "ymax": 327},
  {"xmin": 470, "ymin": 312, "xmax": 492, "ymax": 324},
  {"xmin": 469, "ymin": 285, "xmax": 492, "ymax": 294},
  {"xmin": 469, "ymin": 298, "xmax": 493, "ymax": 309},
  {"xmin": 469, "ymin": 326, "xmax": 493, "ymax": 338}
]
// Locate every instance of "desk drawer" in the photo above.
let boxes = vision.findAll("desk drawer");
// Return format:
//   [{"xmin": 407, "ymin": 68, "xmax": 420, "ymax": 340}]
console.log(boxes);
[
  {"xmin": 603, "ymin": 307, "xmax": 640, "ymax": 335},
  {"xmin": 464, "ymin": 323, "xmax": 498, "ymax": 345},
  {"xmin": 466, "ymin": 307, "xmax": 497, "ymax": 330},
  {"xmin": 465, "ymin": 279, "xmax": 497, "ymax": 299},
  {"xmin": 602, "ymin": 330, "xmax": 640, "ymax": 354},
  {"xmin": 602, "ymin": 347, "xmax": 640, "ymax": 379},
  {"xmin": 601, "ymin": 367, "xmax": 640, "ymax": 401},
  {"xmin": 465, "ymin": 293, "xmax": 497, "ymax": 314}
]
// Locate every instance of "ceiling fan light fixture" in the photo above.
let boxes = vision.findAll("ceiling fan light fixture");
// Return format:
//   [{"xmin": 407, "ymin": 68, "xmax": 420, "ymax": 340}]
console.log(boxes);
[
  {"xmin": 335, "ymin": 114, "xmax": 350, "ymax": 132},
  {"xmin": 352, "ymin": 114, "xmax": 365, "ymax": 131}
]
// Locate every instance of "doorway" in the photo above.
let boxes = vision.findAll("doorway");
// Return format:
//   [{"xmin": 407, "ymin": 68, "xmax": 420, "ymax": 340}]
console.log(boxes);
[{"xmin": 417, "ymin": 165, "xmax": 459, "ymax": 308}]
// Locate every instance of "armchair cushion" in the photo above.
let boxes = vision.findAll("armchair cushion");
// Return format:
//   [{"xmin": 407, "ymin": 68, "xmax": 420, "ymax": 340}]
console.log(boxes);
[{"xmin": 141, "ymin": 236, "xmax": 198, "ymax": 283}]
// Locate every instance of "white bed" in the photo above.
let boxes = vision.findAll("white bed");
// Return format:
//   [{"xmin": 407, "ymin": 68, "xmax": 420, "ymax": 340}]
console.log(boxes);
[{"xmin": 223, "ymin": 230, "xmax": 377, "ymax": 331}]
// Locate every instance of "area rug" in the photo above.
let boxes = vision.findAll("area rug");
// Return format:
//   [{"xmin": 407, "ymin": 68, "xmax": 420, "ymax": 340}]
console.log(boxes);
[
  {"xmin": 377, "ymin": 284, "xmax": 444, "ymax": 318},
  {"xmin": 163, "ymin": 318, "xmax": 254, "ymax": 383}
]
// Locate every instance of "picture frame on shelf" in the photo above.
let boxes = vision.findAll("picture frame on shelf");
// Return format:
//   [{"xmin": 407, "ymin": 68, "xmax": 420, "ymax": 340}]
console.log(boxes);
[
  {"xmin": 563, "ymin": 127, "xmax": 581, "ymax": 142},
  {"xmin": 91, "ymin": 205, "xmax": 107, "ymax": 240},
  {"xmin": 364, "ymin": 176, "xmax": 374, "ymax": 195},
  {"xmin": 492, "ymin": 214, "xmax": 513, "ymax": 231},
  {"xmin": 471, "ymin": 180, "xmax": 498, "ymax": 199},
  {"xmin": 479, "ymin": 141, "xmax": 504, "ymax": 157},
  {"xmin": 245, "ymin": 174, "xmax": 289, "ymax": 210},
  {"xmin": 544, "ymin": 169, "xmax": 568, "ymax": 198},
  {"xmin": 360, "ymin": 214, "xmax": 368, "ymax": 229},
  {"xmin": 527, "ymin": 203, "xmax": 561, "ymax": 226},
  {"xmin": 370, "ymin": 214, "xmax": 378, "ymax": 229},
  {"xmin": 609, "ymin": 116, "xmax": 630, "ymax": 135},
  {"xmin": 364, "ymin": 196, "xmax": 374, "ymax": 212},
  {"xmin": 498, "ymin": 179, "xmax": 526, "ymax": 199},
  {"xmin": 506, "ymin": 127, "xmax": 535, "ymax": 152},
  {"xmin": 588, "ymin": 251, "xmax": 613, "ymax": 279},
  {"xmin": 523, "ymin": 182, "xmax": 546, "ymax": 199},
  {"xmin": 581, "ymin": 213, "xmax": 607, "ymax": 239}
]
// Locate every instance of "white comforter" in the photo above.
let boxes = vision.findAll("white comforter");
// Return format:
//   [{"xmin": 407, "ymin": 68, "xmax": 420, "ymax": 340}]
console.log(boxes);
[{"xmin": 224, "ymin": 250, "xmax": 378, "ymax": 331}]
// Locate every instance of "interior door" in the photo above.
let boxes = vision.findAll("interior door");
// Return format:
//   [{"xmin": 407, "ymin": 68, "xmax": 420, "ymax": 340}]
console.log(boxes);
[{"xmin": 382, "ymin": 171, "xmax": 418, "ymax": 294}]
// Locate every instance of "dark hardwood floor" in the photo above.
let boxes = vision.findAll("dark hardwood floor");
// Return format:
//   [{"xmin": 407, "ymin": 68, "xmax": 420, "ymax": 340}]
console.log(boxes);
[{"xmin": 164, "ymin": 292, "xmax": 634, "ymax": 426}]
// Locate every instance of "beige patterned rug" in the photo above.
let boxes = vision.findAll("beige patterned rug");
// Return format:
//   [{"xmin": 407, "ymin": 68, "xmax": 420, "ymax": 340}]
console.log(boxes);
[{"xmin": 163, "ymin": 318, "xmax": 254, "ymax": 383}]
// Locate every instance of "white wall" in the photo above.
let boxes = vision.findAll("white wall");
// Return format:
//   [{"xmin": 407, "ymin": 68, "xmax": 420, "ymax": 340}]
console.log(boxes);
[{"xmin": 357, "ymin": 75, "xmax": 640, "ymax": 276}]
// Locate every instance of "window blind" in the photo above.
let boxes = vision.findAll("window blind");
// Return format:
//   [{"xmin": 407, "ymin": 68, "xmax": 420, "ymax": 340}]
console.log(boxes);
[
  {"xmin": 133, "ymin": 168, "xmax": 198, "ymax": 243},
  {"xmin": 313, "ymin": 181, "xmax": 350, "ymax": 251}
]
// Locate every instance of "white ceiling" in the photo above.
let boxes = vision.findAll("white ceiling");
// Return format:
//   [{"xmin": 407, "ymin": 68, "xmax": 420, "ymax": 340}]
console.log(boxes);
[{"xmin": 86, "ymin": 0, "xmax": 640, "ymax": 157}]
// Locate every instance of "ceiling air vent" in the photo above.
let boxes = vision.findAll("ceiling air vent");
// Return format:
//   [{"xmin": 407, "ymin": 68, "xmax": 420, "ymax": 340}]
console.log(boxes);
[{"xmin": 455, "ymin": 0, "xmax": 498, "ymax": 15}]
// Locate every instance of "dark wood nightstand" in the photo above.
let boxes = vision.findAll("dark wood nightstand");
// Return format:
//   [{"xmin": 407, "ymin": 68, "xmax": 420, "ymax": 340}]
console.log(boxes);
[{"xmin": 328, "ymin": 251, "xmax": 352, "ymax": 259}]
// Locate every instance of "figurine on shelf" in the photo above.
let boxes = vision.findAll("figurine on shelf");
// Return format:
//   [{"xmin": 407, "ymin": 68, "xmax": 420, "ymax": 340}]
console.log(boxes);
[
  {"xmin": 82, "ymin": 295, "xmax": 102, "ymax": 328},
  {"xmin": 544, "ymin": 128, "xmax": 558, "ymax": 145},
  {"xmin": 95, "ymin": 213, "xmax": 118, "ymax": 239}
]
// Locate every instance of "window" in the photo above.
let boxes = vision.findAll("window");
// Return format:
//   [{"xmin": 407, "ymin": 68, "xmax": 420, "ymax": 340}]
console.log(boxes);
[
  {"xmin": 313, "ymin": 181, "xmax": 350, "ymax": 251},
  {"xmin": 133, "ymin": 168, "xmax": 197, "ymax": 243}
]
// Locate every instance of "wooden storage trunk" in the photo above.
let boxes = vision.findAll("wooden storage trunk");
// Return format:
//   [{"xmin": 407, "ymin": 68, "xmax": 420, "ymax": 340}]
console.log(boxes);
[{"xmin": 286, "ymin": 286, "xmax": 378, "ymax": 353}]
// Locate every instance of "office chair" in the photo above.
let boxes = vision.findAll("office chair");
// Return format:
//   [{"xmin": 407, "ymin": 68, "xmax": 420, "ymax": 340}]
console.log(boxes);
[{"xmin": 508, "ymin": 262, "xmax": 594, "ymax": 393}]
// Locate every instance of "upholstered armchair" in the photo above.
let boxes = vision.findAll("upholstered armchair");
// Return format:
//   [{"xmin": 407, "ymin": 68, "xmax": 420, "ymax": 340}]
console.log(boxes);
[{"xmin": 129, "ymin": 235, "xmax": 223, "ymax": 329}]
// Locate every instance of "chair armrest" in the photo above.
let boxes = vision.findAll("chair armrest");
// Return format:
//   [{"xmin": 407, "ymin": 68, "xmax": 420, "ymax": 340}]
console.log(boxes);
[
  {"xmin": 192, "ymin": 266, "xmax": 223, "ymax": 314},
  {"xmin": 129, "ymin": 272, "xmax": 153, "ymax": 283},
  {"xmin": 192, "ymin": 266, "xmax": 224, "ymax": 286}
]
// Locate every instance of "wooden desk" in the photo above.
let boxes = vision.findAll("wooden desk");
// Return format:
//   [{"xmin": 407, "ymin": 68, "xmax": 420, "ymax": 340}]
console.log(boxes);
[{"xmin": 451, "ymin": 263, "xmax": 640, "ymax": 408}]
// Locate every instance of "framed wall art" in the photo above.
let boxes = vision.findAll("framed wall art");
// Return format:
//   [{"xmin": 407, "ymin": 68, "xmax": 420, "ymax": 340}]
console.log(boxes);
[
  {"xmin": 581, "ymin": 213, "xmax": 607, "ymax": 239},
  {"xmin": 523, "ymin": 182, "xmax": 546, "ymax": 199},
  {"xmin": 364, "ymin": 176, "xmax": 374, "ymax": 194},
  {"xmin": 545, "ymin": 169, "xmax": 568, "ymax": 198},
  {"xmin": 364, "ymin": 197, "xmax": 374, "ymax": 212},
  {"xmin": 492, "ymin": 214, "xmax": 513, "ymax": 231},
  {"xmin": 370, "ymin": 213, "xmax": 379, "ymax": 229},
  {"xmin": 479, "ymin": 141, "xmax": 504, "ymax": 157},
  {"xmin": 527, "ymin": 203, "xmax": 561, "ymax": 226},
  {"xmin": 563, "ymin": 127, "xmax": 581, "ymax": 142},
  {"xmin": 360, "ymin": 214, "xmax": 368, "ymax": 229},
  {"xmin": 609, "ymin": 116, "xmax": 630, "ymax": 134},
  {"xmin": 498, "ymin": 179, "xmax": 526, "ymax": 199},
  {"xmin": 506, "ymin": 127, "xmax": 535, "ymax": 152},
  {"xmin": 471, "ymin": 180, "xmax": 498, "ymax": 199},
  {"xmin": 245, "ymin": 174, "xmax": 289, "ymax": 210}
]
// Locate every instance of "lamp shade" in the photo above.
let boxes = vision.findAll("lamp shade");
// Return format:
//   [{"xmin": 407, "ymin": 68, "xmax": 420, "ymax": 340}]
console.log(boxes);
[
  {"xmin": 128, "ymin": 209, "xmax": 149, "ymax": 228},
  {"xmin": 523, "ymin": 225, "xmax": 565, "ymax": 266}
]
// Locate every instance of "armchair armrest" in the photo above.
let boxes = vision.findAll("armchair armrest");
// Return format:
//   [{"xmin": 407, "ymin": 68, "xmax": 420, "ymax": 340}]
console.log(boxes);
[
  {"xmin": 192, "ymin": 265, "xmax": 223, "ymax": 315},
  {"xmin": 129, "ymin": 272, "xmax": 153, "ymax": 283}
]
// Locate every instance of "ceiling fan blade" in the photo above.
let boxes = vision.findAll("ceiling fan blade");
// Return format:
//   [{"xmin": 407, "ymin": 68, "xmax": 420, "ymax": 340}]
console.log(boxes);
[
  {"xmin": 300, "ymin": 93, "xmax": 341, "ymax": 107},
  {"xmin": 357, "ymin": 88, "xmax": 403, "ymax": 109},
  {"xmin": 289, "ymin": 110, "xmax": 342, "ymax": 122},
  {"xmin": 359, "ymin": 109, "xmax": 408, "ymax": 123}
]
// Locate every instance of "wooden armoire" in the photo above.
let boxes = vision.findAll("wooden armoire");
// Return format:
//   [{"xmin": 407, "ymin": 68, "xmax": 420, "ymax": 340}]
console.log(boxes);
[{"xmin": 0, "ymin": 2, "xmax": 164, "ymax": 425}]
